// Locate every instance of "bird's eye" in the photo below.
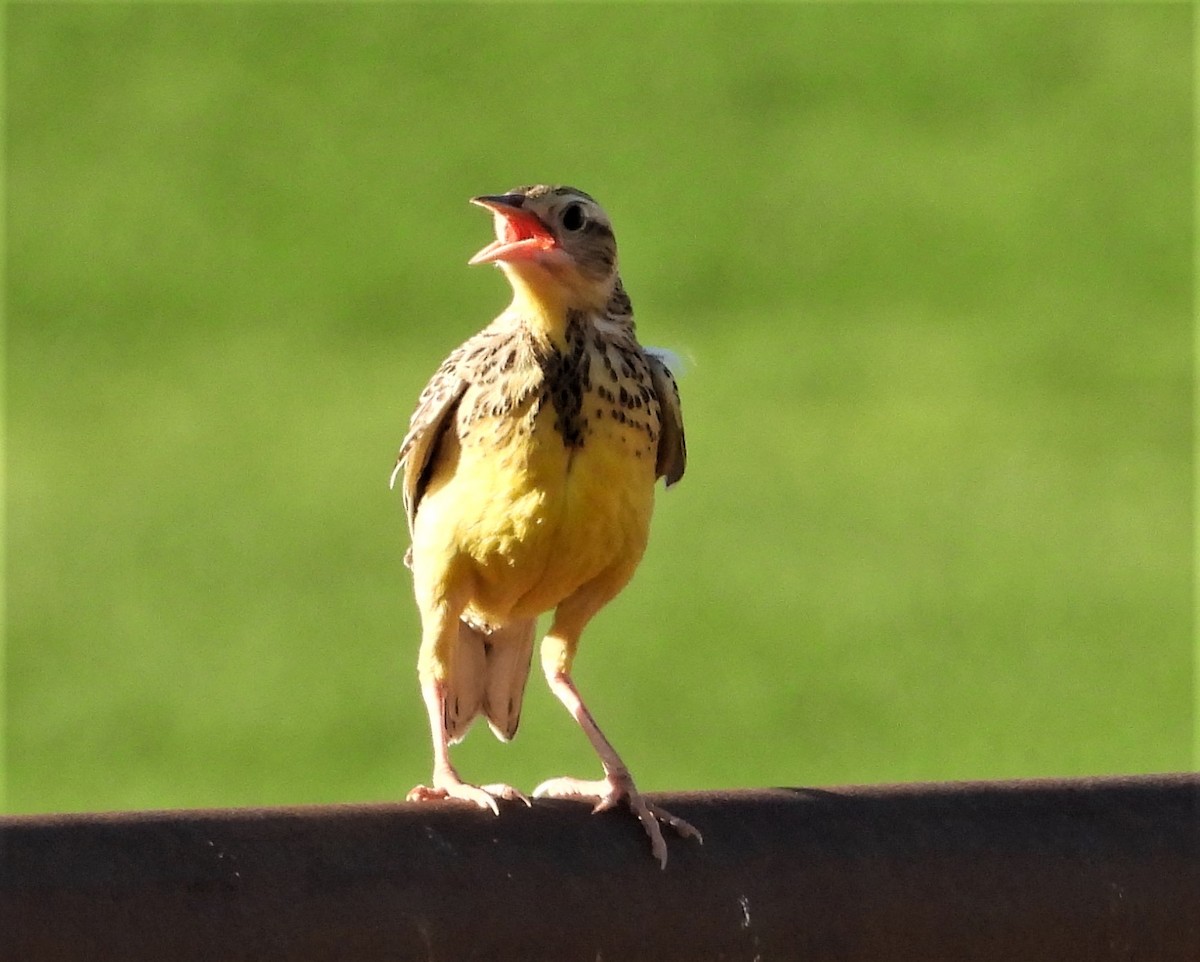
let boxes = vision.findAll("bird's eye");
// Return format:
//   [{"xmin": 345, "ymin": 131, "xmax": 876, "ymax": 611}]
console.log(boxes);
[{"xmin": 561, "ymin": 203, "xmax": 586, "ymax": 232}]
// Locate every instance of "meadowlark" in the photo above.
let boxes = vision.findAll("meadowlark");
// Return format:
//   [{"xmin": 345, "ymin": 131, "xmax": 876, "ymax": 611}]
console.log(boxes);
[{"xmin": 390, "ymin": 185, "xmax": 701, "ymax": 867}]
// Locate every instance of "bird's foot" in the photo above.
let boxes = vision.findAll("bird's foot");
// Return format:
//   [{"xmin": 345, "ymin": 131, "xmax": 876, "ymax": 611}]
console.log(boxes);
[
  {"xmin": 533, "ymin": 774, "xmax": 702, "ymax": 868},
  {"xmin": 482, "ymin": 782, "xmax": 532, "ymax": 807},
  {"xmin": 407, "ymin": 776, "xmax": 529, "ymax": 815}
]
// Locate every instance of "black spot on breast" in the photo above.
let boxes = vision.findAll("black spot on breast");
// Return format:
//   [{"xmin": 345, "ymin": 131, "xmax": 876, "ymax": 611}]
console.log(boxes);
[{"xmin": 542, "ymin": 316, "xmax": 589, "ymax": 449}]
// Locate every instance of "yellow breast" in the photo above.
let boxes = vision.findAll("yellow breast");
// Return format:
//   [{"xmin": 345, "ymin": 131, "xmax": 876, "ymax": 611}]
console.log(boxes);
[{"xmin": 411, "ymin": 357, "xmax": 659, "ymax": 625}]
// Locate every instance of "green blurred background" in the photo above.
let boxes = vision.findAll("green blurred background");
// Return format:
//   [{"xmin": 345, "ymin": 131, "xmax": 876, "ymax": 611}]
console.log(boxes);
[{"xmin": 5, "ymin": 3, "xmax": 1193, "ymax": 814}]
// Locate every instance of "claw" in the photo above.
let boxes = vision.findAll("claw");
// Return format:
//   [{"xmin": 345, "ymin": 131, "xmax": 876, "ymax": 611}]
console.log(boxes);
[
  {"xmin": 482, "ymin": 783, "xmax": 532, "ymax": 807},
  {"xmin": 406, "ymin": 779, "xmax": 504, "ymax": 815},
  {"xmin": 533, "ymin": 775, "xmax": 702, "ymax": 868}
]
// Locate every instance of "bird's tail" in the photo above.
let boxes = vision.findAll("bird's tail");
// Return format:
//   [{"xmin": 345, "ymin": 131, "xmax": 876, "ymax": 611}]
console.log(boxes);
[{"xmin": 444, "ymin": 618, "xmax": 536, "ymax": 745}]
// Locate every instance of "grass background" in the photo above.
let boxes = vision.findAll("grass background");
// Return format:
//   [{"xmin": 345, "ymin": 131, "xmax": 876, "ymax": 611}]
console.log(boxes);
[{"xmin": 5, "ymin": 3, "xmax": 1193, "ymax": 814}]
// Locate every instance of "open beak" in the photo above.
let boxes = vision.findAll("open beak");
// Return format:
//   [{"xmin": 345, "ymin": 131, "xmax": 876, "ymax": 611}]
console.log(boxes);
[{"xmin": 468, "ymin": 194, "xmax": 558, "ymax": 266}]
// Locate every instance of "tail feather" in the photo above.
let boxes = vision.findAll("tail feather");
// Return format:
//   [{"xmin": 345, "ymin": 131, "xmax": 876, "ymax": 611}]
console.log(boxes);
[
  {"xmin": 482, "ymin": 619, "xmax": 536, "ymax": 742},
  {"xmin": 444, "ymin": 620, "xmax": 486, "ymax": 745},
  {"xmin": 443, "ymin": 618, "xmax": 536, "ymax": 745}
]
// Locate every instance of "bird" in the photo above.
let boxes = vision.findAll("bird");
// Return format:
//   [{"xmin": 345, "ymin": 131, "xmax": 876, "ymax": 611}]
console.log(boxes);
[{"xmin": 390, "ymin": 184, "xmax": 701, "ymax": 868}]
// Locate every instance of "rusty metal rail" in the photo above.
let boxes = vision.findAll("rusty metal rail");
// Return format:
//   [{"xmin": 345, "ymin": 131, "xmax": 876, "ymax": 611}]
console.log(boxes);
[{"xmin": 2, "ymin": 773, "xmax": 1197, "ymax": 961}]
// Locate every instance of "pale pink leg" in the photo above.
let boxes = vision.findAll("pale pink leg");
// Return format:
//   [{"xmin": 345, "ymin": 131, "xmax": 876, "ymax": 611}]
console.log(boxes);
[{"xmin": 533, "ymin": 668, "xmax": 702, "ymax": 869}]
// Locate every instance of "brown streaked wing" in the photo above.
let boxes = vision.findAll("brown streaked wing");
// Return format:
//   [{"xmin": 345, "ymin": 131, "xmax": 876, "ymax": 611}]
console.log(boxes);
[
  {"xmin": 390, "ymin": 346, "xmax": 471, "ymax": 532},
  {"xmin": 646, "ymin": 349, "xmax": 686, "ymax": 487}
]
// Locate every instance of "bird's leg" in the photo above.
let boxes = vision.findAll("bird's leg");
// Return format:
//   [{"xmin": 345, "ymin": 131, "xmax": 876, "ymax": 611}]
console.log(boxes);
[
  {"xmin": 406, "ymin": 597, "xmax": 527, "ymax": 812},
  {"xmin": 533, "ymin": 626, "xmax": 702, "ymax": 868},
  {"xmin": 406, "ymin": 674, "xmax": 528, "ymax": 811}
]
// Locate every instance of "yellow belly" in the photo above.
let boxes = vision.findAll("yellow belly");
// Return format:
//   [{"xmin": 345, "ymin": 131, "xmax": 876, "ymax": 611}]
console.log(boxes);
[{"xmin": 412, "ymin": 402, "xmax": 657, "ymax": 624}]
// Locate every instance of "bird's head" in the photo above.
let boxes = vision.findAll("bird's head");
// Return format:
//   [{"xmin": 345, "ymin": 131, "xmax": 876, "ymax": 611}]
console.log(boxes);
[{"xmin": 469, "ymin": 185, "xmax": 618, "ymax": 314}]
